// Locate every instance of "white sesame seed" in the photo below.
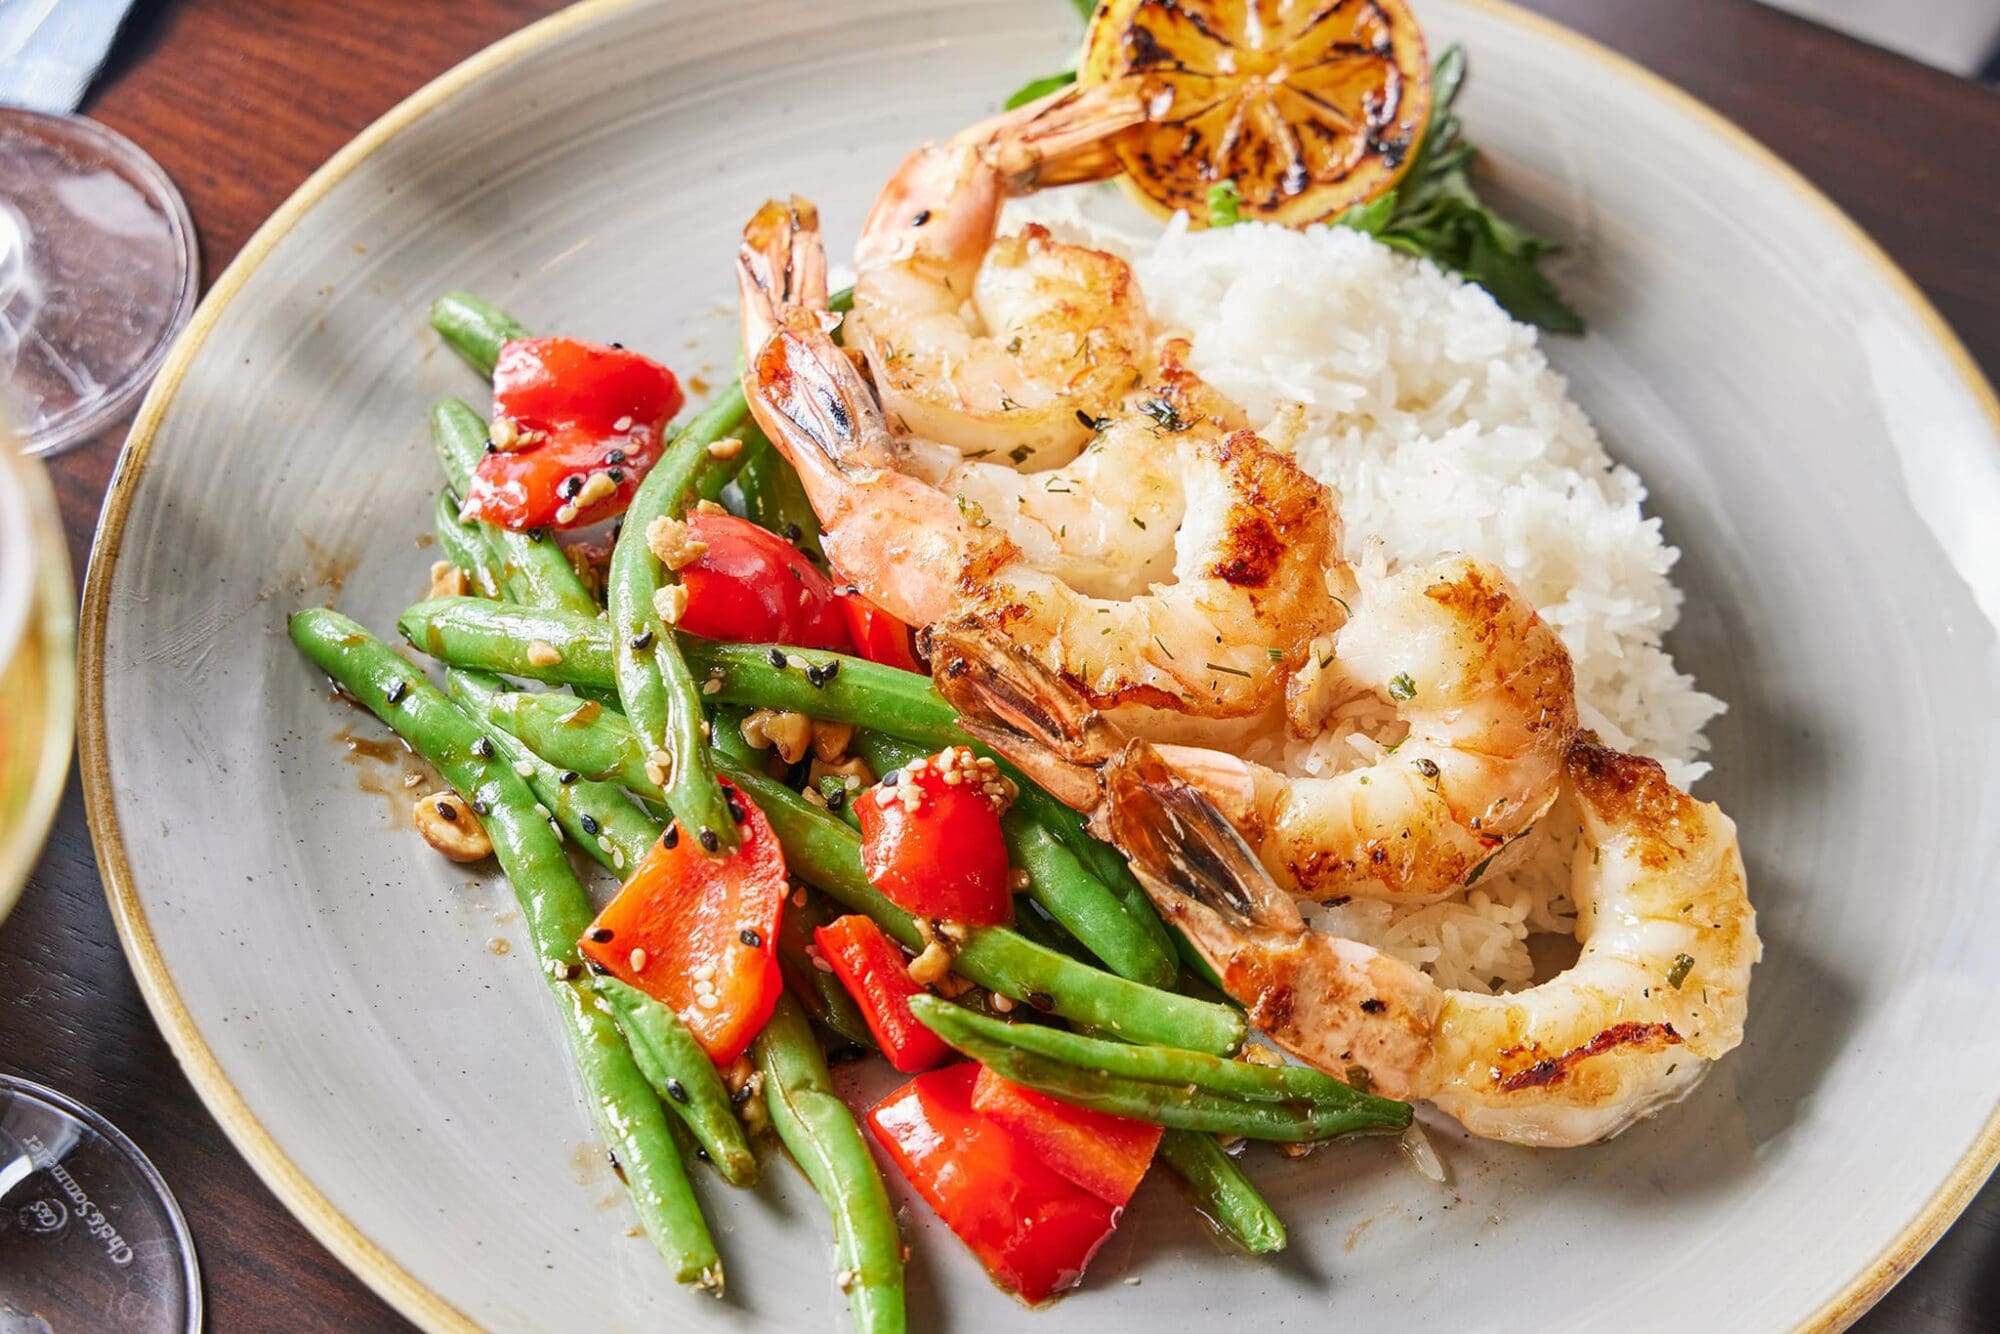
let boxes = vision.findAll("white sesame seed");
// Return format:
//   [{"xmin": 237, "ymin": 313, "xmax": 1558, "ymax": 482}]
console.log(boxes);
[
  {"xmin": 513, "ymin": 759, "xmax": 536, "ymax": 778},
  {"xmin": 629, "ymin": 947, "xmax": 648, "ymax": 971},
  {"xmin": 698, "ymin": 992, "xmax": 720, "ymax": 1007}
]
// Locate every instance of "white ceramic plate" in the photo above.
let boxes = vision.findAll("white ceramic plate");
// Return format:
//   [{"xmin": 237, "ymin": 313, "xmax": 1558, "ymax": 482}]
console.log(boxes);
[{"xmin": 82, "ymin": 1, "xmax": 2000, "ymax": 1329}]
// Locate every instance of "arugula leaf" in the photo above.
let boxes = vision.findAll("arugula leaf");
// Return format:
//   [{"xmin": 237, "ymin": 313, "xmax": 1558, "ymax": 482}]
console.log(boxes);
[
  {"xmin": 1332, "ymin": 45, "xmax": 1584, "ymax": 334},
  {"xmin": 1005, "ymin": 69, "xmax": 1077, "ymax": 110},
  {"xmin": 1070, "ymin": 0, "xmax": 1099, "ymax": 19}
]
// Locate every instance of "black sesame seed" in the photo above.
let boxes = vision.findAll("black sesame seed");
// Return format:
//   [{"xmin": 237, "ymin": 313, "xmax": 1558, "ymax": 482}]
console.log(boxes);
[
  {"xmin": 384, "ymin": 679, "xmax": 408, "ymax": 705},
  {"xmin": 559, "ymin": 770, "xmax": 579, "ymax": 785},
  {"xmin": 585, "ymin": 959, "xmax": 610, "ymax": 975},
  {"xmin": 695, "ymin": 1146, "xmax": 711, "ymax": 1163},
  {"xmin": 559, "ymin": 475, "xmax": 583, "ymax": 499},
  {"xmin": 483, "ymin": 439, "xmax": 497, "ymax": 454},
  {"xmin": 588, "ymin": 927, "xmax": 614, "ymax": 943},
  {"xmin": 1025, "ymin": 990, "xmax": 1056, "ymax": 1012},
  {"xmin": 472, "ymin": 737, "xmax": 495, "ymax": 759},
  {"xmin": 805, "ymin": 665, "xmax": 827, "ymax": 688},
  {"xmin": 580, "ymin": 813, "xmax": 601, "ymax": 836},
  {"xmin": 662, "ymin": 825, "xmax": 680, "ymax": 849},
  {"xmin": 731, "ymin": 1083, "xmax": 753, "ymax": 1106},
  {"xmin": 881, "ymin": 770, "xmax": 899, "ymax": 787},
  {"xmin": 435, "ymin": 798, "xmax": 458, "ymax": 822},
  {"xmin": 912, "ymin": 208, "xmax": 932, "ymax": 226},
  {"xmin": 665, "ymin": 1078, "xmax": 689, "ymax": 1104},
  {"xmin": 526, "ymin": 528, "xmax": 546, "ymax": 543},
  {"xmin": 629, "ymin": 630, "xmax": 655, "ymax": 650},
  {"xmin": 606, "ymin": 448, "xmax": 627, "ymax": 465},
  {"xmin": 820, "ymin": 660, "xmax": 840, "ymax": 682},
  {"xmin": 767, "ymin": 647, "xmax": 788, "ymax": 669},
  {"xmin": 727, "ymin": 797, "xmax": 746, "ymax": 824},
  {"xmin": 783, "ymin": 522, "xmax": 802, "ymax": 542},
  {"xmin": 607, "ymin": 468, "xmax": 624, "ymax": 483},
  {"xmin": 740, "ymin": 929, "xmax": 762, "ymax": 948},
  {"xmin": 824, "ymin": 787, "xmax": 847, "ymax": 812},
  {"xmin": 471, "ymin": 799, "xmax": 490, "ymax": 816},
  {"xmin": 611, "ymin": 341, "xmax": 626, "ymax": 350},
  {"xmin": 698, "ymin": 827, "xmax": 720, "ymax": 853},
  {"xmin": 1415, "ymin": 757, "xmax": 1441, "ymax": 779}
]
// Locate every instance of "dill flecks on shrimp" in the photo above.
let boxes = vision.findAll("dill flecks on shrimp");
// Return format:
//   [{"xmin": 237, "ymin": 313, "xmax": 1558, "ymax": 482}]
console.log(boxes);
[{"xmin": 736, "ymin": 82, "xmax": 1342, "ymax": 731}]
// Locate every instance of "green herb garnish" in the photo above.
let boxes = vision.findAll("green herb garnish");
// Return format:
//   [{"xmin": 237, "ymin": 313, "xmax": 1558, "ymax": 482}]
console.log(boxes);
[
  {"xmin": 1332, "ymin": 46, "xmax": 1584, "ymax": 333},
  {"xmin": 1666, "ymin": 953, "xmax": 1695, "ymax": 989},
  {"xmin": 1206, "ymin": 179, "xmax": 1243, "ymax": 228},
  {"xmin": 1388, "ymin": 671, "xmax": 1417, "ymax": 701}
]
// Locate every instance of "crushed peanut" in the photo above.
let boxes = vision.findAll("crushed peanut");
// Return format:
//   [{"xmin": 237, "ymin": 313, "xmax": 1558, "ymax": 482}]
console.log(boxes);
[
  {"xmin": 651, "ymin": 583, "xmax": 689, "ymax": 625},
  {"xmin": 693, "ymin": 498, "xmax": 727, "ymax": 515},
  {"xmin": 704, "ymin": 436, "xmax": 744, "ymax": 460},
  {"xmin": 808, "ymin": 756, "xmax": 872, "ymax": 793},
  {"xmin": 741, "ymin": 708, "xmax": 812, "ymax": 764},
  {"xmin": 414, "ymin": 792, "xmax": 491, "ymax": 863},
  {"xmin": 809, "ymin": 719, "xmax": 854, "ymax": 764},
  {"xmin": 645, "ymin": 516, "xmax": 709, "ymax": 571},
  {"xmin": 526, "ymin": 640, "xmax": 563, "ymax": 668},
  {"xmin": 1241, "ymin": 1044, "xmax": 1286, "ymax": 1067},
  {"xmin": 989, "ymin": 992, "xmax": 1015, "ymax": 1013},
  {"xmin": 572, "ymin": 471, "xmax": 618, "ymax": 511},
  {"xmin": 427, "ymin": 560, "xmax": 467, "ymax": 600},
  {"xmin": 907, "ymin": 939, "xmax": 953, "ymax": 986}
]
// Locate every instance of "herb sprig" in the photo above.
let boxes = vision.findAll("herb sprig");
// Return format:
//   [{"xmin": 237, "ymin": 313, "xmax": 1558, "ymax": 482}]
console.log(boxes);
[{"xmin": 1332, "ymin": 46, "xmax": 1584, "ymax": 333}]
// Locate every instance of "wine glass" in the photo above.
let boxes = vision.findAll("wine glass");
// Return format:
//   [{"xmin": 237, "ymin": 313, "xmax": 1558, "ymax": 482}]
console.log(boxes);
[
  {"xmin": 0, "ymin": 108, "xmax": 196, "ymax": 457},
  {"xmin": 0, "ymin": 407, "xmax": 200, "ymax": 1327}
]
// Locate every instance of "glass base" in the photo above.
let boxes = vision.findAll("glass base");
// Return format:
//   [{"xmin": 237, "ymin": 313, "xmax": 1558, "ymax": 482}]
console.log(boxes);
[
  {"xmin": 0, "ymin": 110, "xmax": 197, "ymax": 457},
  {"xmin": 0, "ymin": 1075, "xmax": 199, "ymax": 1331}
]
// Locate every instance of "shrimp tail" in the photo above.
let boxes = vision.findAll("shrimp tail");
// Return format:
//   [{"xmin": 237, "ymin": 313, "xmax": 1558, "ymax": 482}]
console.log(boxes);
[
  {"xmin": 974, "ymin": 76, "xmax": 1149, "ymax": 191},
  {"xmin": 928, "ymin": 621, "xmax": 1117, "ymax": 813}
]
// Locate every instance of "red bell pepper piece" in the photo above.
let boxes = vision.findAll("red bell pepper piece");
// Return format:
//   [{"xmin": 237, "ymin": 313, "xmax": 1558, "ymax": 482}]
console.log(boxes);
[
  {"xmin": 677, "ymin": 512, "xmax": 850, "ymax": 649},
  {"xmin": 971, "ymin": 1066, "xmax": 1164, "ymax": 1206},
  {"xmin": 856, "ymin": 749, "xmax": 1013, "ymax": 926},
  {"xmin": 464, "ymin": 337, "xmax": 683, "ymax": 531},
  {"xmin": 867, "ymin": 1064, "xmax": 1121, "ymax": 1304},
  {"xmin": 577, "ymin": 780, "xmax": 785, "ymax": 1064},
  {"xmin": 836, "ymin": 590, "xmax": 924, "ymax": 673},
  {"xmin": 812, "ymin": 915, "xmax": 951, "ymax": 1073}
]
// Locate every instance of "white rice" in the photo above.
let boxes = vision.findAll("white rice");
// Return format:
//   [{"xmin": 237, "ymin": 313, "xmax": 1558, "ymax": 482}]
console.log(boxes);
[{"xmin": 1009, "ymin": 199, "xmax": 1724, "ymax": 993}]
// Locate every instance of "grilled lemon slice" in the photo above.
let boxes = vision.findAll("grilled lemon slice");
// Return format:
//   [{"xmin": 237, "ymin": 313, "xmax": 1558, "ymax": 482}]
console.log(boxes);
[{"xmin": 1080, "ymin": 0, "xmax": 1431, "ymax": 226}]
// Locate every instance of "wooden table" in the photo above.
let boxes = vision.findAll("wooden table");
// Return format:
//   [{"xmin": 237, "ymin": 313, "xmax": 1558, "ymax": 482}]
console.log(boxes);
[{"xmin": 7, "ymin": 1, "xmax": 1996, "ymax": 1328}]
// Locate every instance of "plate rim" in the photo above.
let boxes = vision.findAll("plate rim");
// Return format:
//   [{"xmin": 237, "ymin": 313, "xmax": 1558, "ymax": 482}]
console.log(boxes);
[{"xmin": 77, "ymin": 1, "xmax": 2000, "ymax": 1329}]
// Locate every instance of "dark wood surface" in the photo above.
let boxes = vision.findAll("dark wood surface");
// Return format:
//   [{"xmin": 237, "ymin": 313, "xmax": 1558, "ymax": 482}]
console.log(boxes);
[{"xmin": 6, "ymin": 1, "xmax": 1995, "ymax": 1328}]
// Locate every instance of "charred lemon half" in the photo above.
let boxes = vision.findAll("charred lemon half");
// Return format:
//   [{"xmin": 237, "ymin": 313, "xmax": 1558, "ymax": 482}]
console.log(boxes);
[{"xmin": 1080, "ymin": 0, "xmax": 1431, "ymax": 226}]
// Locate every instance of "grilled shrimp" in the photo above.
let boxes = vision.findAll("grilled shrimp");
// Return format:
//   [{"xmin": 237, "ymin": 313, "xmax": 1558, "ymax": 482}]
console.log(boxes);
[
  {"xmin": 738, "ymin": 198, "xmax": 1341, "ymax": 726},
  {"xmin": 850, "ymin": 84, "xmax": 1154, "ymax": 465},
  {"xmin": 1169, "ymin": 554, "xmax": 1579, "ymax": 901},
  {"xmin": 933, "ymin": 628, "xmax": 1758, "ymax": 1148}
]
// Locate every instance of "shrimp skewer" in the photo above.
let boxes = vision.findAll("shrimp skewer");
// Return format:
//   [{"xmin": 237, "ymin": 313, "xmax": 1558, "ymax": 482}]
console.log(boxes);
[{"xmin": 933, "ymin": 625, "xmax": 1757, "ymax": 1147}]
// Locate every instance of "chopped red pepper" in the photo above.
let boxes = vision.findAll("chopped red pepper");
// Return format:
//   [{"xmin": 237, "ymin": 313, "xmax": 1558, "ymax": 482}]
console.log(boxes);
[
  {"xmin": 677, "ymin": 512, "xmax": 850, "ymax": 649},
  {"xmin": 868, "ymin": 1063, "xmax": 1121, "ymax": 1304},
  {"xmin": 813, "ymin": 915, "xmax": 951, "ymax": 1073},
  {"xmin": 836, "ymin": 590, "xmax": 924, "ymax": 673},
  {"xmin": 971, "ymin": 1066, "xmax": 1164, "ymax": 1206},
  {"xmin": 857, "ymin": 749, "xmax": 1013, "ymax": 926},
  {"xmin": 577, "ymin": 780, "xmax": 784, "ymax": 1064},
  {"xmin": 464, "ymin": 337, "xmax": 683, "ymax": 531}
]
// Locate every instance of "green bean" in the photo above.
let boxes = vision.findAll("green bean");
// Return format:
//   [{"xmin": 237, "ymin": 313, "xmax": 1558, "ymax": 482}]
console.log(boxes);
[
  {"xmin": 909, "ymin": 997, "xmax": 1409, "ymax": 1141},
  {"xmin": 594, "ymin": 976, "xmax": 758, "ymax": 1188},
  {"xmin": 443, "ymin": 669, "xmax": 657, "ymax": 875},
  {"xmin": 432, "ymin": 488, "xmax": 506, "ymax": 600},
  {"xmin": 706, "ymin": 703, "xmax": 767, "ymax": 772},
  {"xmin": 852, "ymin": 732, "xmax": 1174, "ymax": 988},
  {"xmin": 487, "ymin": 688, "xmax": 650, "ymax": 788},
  {"xmin": 724, "ymin": 766, "xmax": 1244, "ymax": 1054},
  {"xmin": 754, "ymin": 995, "xmax": 905, "ymax": 1334},
  {"xmin": 288, "ymin": 610, "xmax": 719, "ymax": 1285},
  {"xmin": 399, "ymin": 598, "xmax": 613, "ymax": 686},
  {"xmin": 609, "ymin": 394, "xmax": 747, "ymax": 851},
  {"xmin": 430, "ymin": 291, "xmax": 531, "ymax": 379},
  {"xmin": 430, "ymin": 399, "xmax": 600, "ymax": 617},
  {"xmin": 1158, "ymin": 1130, "xmax": 1287, "ymax": 1255},
  {"xmin": 734, "ymin": 436, "xmax": 827, "ymax": 563}
]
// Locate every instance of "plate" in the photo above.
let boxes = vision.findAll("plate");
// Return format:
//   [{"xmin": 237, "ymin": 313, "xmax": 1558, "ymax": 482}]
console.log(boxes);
[{"xmin": 81, "ymin": 1, "xmax": 2000, "ymax": 1329}]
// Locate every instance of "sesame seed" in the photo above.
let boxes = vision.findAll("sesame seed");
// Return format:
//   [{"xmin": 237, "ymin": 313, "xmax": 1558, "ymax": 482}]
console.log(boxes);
[
  {"xmin": 629, "ymin": 629, "xmax": 655, "ymax": 650},
  {"xmin": 662, "ymin": 825, "xmax": 679, "ymax": 849},
  {"xmin": 580, "ymin": 813, "xmax": 600, "ymax": 836},
  {"xmin": 588, "ymin": 927, "xmax": 614, "ymax": 943},
  {"xmin": 740, "ymin": 929, "xmax": 762, "ymax": 948},
  {"xmin": 629, "ymin": 947, "xmax": 648, "ymax": 971},
  {"xmin": 767, "ymin": 647, "xmax": 787, "ymax": 669},
  {"xmin": 698, "ymin": 827, "xmax": 720, "ymax": 852},
  {"xmin": 666, "ymin": 1078, "xmax": 689, "ymax": 1104},
  {"xmin": 471, "ymin": 737, "xmax": 495, "ymax": 760},
  {"xmin": 559, "ymin": 770, "xmax": 579, "ymax": 785},
  {"xmin": 384, "ymin": 679, "xmax": 408, "ymax": 705},
  {"xmin": 513, "ymin": 759, "xmax": 535, "ymax": 778},
  {"xmin": 698, "ymin": 993, "xmax": 720, "ymax": 1008}
]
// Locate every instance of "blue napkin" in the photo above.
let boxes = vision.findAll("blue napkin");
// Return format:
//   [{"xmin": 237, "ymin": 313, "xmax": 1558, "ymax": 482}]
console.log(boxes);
[{"xmin": 0, "ymin": 0, "xmax": 137, "ymax": 114}]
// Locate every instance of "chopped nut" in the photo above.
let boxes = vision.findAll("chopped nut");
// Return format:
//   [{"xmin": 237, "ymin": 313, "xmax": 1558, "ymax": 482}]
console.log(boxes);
[
  {"xmin": 741, "ymin": 708, "xmax": 812, "ymax": 764},
  {"xmin": 931, "ymin": 971, "xmax": 975, "ymax": 1000},
  {"xmin": 1241, "ymin": 1044, "xmax": 1286, "ymax": 1067},
  {"xmin": 989, "ymin": 991, "xmax": 1016, "ymax": 1013},
  {"xmin": 645, "ymin": 515, "xmax": 710, "ymax": 571},
  {"xmin": 907, "ymin": 939, "xmax": 953, "ymax": 986},
  {"xmin": 808, "ymin": 756, "xmax": 873, "ymax": 793},
  {"xmin": 705, "ymin": 436, "xmax": 744, "ymax": 460},
  {"xmin": 1008, "ymin": 868, "xmax": 1032, "ymax": 892},
  {"xmin": 572, "ymin": 471, "xmax": 618, "ymax": 511},
  {"xmin": 935, "ymin": 920, "xmax": 970, "ymax": 944},
  {"xmin": 1277, "ymin": 1140, "xmax": 1319, "ymax": 1160},
  {"xmin": 427, "ymin": 560, "xmax": 468, "ymax": 600},
  {"xmin": 526, "ymin": 640, "xmax": 563, "ymax": 668},
  {"xmin": 694, "ymin": 498, "xmax": 727, "ymax": 515},
  {"xmin": 651, "ymin": 584, "xmax": 689, "ymax": 625},
  {"xmin": 414, "ymin": 793, "xmax": 492, "ymax": 863},
  {"xmin": 809, "ymin": 719, "xmax": 854, "ymax": 763},
  {"xmin": 489, "ymin": 416, "xmax": 523, "ymax": 451}
]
